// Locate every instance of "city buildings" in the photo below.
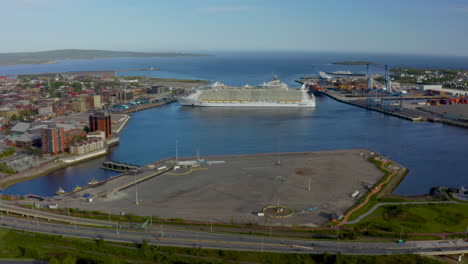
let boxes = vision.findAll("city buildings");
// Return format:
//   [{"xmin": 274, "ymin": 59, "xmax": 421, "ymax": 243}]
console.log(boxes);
[
  {"xmin": 69, "ymin": 137, "xmax": 105, "ymax": 155},
  {"xmin": 89, "ymin": 111, "xmax": 112, "ymax": 139},
  {"xmin": 86, "ymin": 130, "xmax": 106, "ymax": 141},
  {"xmin": 116, "ymin": 90, "xmax": 134, "ymax": 102},
  {"xmin": 36, "ymin": 106, "xmax": 53, "ymax": 115},
  {"xmin": 72, "ymin": 99, "xmax": 88, "ymax": 112},
  {"xmin": 41, "ymin": 125, "xmax": 65, "ymax": 155},
  {"xmin": 86, "ymin": 95, "xmax": 102, "ymax": 110},
  {"xmin": 0, "ymin": 107, "xmax": 19, "ymax": 119}
]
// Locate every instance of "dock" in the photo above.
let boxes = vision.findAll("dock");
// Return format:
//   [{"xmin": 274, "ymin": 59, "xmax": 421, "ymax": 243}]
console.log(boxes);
[
  {"xmin": 102, "ymin": 161, "xmax": 140, "ymax": 172},
  {"xmin": 322, "ymin": 90, "xmax": 428, "ymax": 121},
  {"xmin": 55, "ymin": 150, "xmax": 391, "ymax": 226},
  {"xmin": 321, "ymin": 89, "xmax": 468, "ymax": 128},
  {"xmin": 122, "ymin": 99, "xmax": 176, "ymax": 114}
]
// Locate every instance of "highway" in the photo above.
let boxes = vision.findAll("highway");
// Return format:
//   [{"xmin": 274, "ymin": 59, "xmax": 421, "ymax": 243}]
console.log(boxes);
[{"xmin": 1, "ymin": 214, "xmax": 467, "ymax": 256}]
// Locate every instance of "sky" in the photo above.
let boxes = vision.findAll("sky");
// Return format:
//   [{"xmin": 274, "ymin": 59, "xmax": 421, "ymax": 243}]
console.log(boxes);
[{"xmin": 0, "ymin": 0, "xmax": 467, "ymax": 56}]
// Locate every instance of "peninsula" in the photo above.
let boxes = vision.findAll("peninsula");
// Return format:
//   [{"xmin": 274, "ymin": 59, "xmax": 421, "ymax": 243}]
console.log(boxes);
[{"xmin": 0, "ymin": 49, "xmax": 210, "ymax": 66}]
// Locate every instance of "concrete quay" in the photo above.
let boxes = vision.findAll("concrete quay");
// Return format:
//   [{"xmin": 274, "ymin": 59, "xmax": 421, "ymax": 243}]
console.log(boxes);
[
  {"xmin": 56, "ymin": 149, "xmax": 387, "ymax": 227},
  {"xmin": 322, "ymin": 89, "xmax": 468, "ymax": 128},
  {"xmin": 322, "ymin": 90, "xmax": 428, "ymax": 121}
]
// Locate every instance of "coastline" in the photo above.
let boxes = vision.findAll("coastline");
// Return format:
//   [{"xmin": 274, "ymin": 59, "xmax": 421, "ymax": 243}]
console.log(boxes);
[
  {"xmin": 0, "ymin": 101, "xmax": 174, "ymax": 190},
  {"xmin": 0, "ymin": 60, "xmax": 58, "ymax": 67},
  {"xmin": 0, "ymin": 50, "xmax": 212, "ymax": 68},
  {"xmin": 0, "ymin": 150, "xmax": 109, "ymax": 190}
]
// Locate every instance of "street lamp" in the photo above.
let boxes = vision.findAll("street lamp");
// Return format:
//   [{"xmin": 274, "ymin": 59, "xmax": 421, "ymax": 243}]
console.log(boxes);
[{"xmin": 133, "ymin": 169, "xmax": 139, "ymax": 205}]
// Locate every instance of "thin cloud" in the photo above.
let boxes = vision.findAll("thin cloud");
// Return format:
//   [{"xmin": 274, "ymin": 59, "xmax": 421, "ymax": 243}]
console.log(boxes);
[{"xmin": 196, "ymin": 6, "xmax": 254, "ymax": 13}]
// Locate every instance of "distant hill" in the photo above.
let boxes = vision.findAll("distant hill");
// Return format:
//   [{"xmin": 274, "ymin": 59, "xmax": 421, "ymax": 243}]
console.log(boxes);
[
  {"xmin": 0, "ymin": 49, "xmax": 210, "ymax": 66},
  {"xmin": 333, "ymin": 61, "xmax": 378, "ymax": 65}
]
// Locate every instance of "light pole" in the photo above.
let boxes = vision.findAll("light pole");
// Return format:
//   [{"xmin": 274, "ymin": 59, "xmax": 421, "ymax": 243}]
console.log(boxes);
[
  {"xmin": 135, "ymin": 182, "xmax": 139, "ymax": 205},
  {"xmin": 277, "ymin": 192, "xmax": 280, "ymax": 208},
  {"xmin": 261, "ymin": 237, "xmax": 264, "ymax": 254},
  {"xmin": 337, "ymin": 227, "xmax": 341, "ymax": 253},
  {"xmin": 133, "ymin": 169, "xmax": 140, "ymax": 205},
  {"xmin": 176, "ymin": 140, "xmax": 179, "ymax": 165}
]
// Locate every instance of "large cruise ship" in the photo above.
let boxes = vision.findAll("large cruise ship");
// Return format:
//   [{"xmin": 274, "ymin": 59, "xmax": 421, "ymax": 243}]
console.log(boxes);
[{"xmin": 177, "ymin": 77, "xmax": 315, "ymax": 108}]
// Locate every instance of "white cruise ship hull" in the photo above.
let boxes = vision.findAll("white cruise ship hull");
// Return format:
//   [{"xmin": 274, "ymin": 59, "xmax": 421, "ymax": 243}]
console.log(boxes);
[
  {"xmin": 177, "ymin": 80, "xmax": 316, "ymax": 108},
  {"xmin": 178, "ymin": 98, "xmax": 315, "ymax": 108}
]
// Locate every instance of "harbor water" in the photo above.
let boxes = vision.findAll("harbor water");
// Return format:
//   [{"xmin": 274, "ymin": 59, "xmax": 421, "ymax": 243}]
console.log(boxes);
[{"xmin": 0, "ymin": 51, "xmax": 467, "ymax": 196}]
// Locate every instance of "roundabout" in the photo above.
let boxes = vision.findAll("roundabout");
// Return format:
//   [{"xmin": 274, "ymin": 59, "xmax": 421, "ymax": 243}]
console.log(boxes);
[{"xmin": 263, "ymin": 205, "xmax": 294, "ymax": 218}]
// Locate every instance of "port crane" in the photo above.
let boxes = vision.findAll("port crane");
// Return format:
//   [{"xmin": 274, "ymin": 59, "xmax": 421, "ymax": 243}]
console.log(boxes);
[{"xmin": 366, "ymin": 64, "xmax": 403, "ymax": 111}]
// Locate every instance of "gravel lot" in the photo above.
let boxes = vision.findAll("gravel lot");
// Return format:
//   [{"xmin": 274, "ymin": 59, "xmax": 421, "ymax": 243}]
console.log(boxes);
[{"xmin": 60, "ymin": 150, "xmax": 385, "ymax": 227}]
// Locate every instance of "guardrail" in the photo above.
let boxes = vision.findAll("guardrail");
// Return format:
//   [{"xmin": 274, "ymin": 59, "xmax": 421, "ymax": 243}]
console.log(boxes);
[
  {"xmin": 418, "ymin": 249, "xmax": 467, "ymax": 256},
  {"xmin": 0, "ymin": 204, "xmax": 113, "ymax": 227}
]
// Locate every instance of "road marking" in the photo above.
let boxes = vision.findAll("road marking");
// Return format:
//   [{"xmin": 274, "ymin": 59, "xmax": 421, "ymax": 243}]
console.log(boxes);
[
  {"xmin": 165, "ymin": 237, "xmax": 290, "ymax": 248},
  {"xmin": 167, "ymin": 168, "xmax": 208, "ymax": 176}
]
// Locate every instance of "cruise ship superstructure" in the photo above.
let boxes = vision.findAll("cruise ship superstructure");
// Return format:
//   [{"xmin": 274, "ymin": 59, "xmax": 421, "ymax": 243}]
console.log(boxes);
[{"xmin": 177, "ymin": 77, "xmax": 315, "ymax": 108}]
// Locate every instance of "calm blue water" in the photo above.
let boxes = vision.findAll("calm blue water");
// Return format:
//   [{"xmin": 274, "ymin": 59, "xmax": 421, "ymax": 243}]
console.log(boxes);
[{"xmin": 1, "ymin": 51, "xmax": 468, "ymax": 196}]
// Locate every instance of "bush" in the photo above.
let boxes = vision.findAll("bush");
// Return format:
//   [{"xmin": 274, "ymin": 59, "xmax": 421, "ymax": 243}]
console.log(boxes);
[{"xmin": 18, "ymin": 246, "xmax": 40, "ymax": 258}]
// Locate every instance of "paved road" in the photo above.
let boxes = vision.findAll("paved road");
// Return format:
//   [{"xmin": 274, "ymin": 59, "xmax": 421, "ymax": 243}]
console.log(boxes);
[
  {"xmin": 1, "ymin": 215, "xmax": 467, "ymax": 255},
  {"xmin": 346, "ymin": 201, "xmax": 461, "ymax": 225}
]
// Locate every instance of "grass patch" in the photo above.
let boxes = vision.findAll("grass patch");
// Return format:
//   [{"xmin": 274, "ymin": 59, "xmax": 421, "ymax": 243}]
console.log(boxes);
[
  {"xmin": 345, "ymin": 157, "xmax": 394, "ymax": 222},
  {"xmin": 0, "ymin": 147, "xmax": 15, "ymax": 159},
  {"xmin": 0, "ymin": 228, "xmax": 443, "ymax": 264},
  {"xmin": 351, "ymin": 203, "xmax": 468, "ymax": 234}
]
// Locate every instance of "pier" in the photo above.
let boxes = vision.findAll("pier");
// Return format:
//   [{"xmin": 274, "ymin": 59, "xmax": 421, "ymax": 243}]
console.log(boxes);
[
  {"xmin": 321, "ymin": 89, "xmax": 468, "ymax": 128},
  {"xmin": 102, "ymin": 161, "xmax": 140, "ymax": 172}
]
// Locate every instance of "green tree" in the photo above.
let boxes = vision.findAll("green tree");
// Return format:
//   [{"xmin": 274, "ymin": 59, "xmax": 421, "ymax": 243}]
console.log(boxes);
[
  {"xmin": 26, "ymin": 146, "xmax": 43, "ymax": 157},
  {"xmin": 71, "ymin": 82, "xmax": 83, "ymax": 92},
  {"xmin": 10, "ymin": 114, "xmax": 18, "ymax": 121},
  {"xmin": 83, "ymin": 126, "xmax": 90, "ymax": 133},
  {"xmin": 0, "ymin": 147, "xmax": 15, "ymax": 159}
]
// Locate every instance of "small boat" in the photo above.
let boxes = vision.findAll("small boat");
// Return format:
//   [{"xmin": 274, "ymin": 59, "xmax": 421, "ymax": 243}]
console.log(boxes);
[
  {"xmin": 88, "ymin": 180, "xmax": 99, "ymax": 185},
  {"xmin": 55, "ymin": 186, "xmax": 66, "ymax": 195},
  {"xmin": 73, "ymin": 186, "xmax": 82, "ymax": 192}
]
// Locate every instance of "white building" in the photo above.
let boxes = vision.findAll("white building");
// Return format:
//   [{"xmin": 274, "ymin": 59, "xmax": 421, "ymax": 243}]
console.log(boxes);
[
  {"xmin": 37, "ymin": 106, "xmax": 53, "ymax": 115},
  {"xmin": 419, "ymin": 84, "xmax": 468, "ymax": 96},
  {"xmin": 419, "ymin": 84, "xmax": 443, "ymax": 91},
  {"xmin": 86, "ymin": 130, "xmax": 106, "ymax": 141},
  {"xmin": 69, "ymin": 138, "xmax": 105, "ymax": 155}
]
